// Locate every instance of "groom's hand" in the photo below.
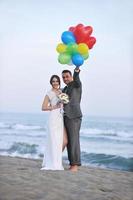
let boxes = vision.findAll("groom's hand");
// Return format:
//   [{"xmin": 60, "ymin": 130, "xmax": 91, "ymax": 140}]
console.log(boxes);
[{"xmin": 74, "ymin": 67, "xmax": 80, "ymax": 73}]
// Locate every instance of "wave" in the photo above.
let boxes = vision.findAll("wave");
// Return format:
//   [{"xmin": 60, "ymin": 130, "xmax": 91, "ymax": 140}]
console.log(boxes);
[
  {"xmin": 80, "ymin": 135, "xmax": 133, "ymax": 144},
  {"xmin": 0, "ymin": 132, "xmax": 46, "ymax": 138},
  {"xmin": 81, "ymin": 152, "xmax": 133, "ymax": 172},
  {"xmin": 8, "ymin": 142, "xmax": 39, "ymax": 154},
  {"xmin": 0, "ymin": 122, "xmax": 11, "ymax": 129},
  {"xmin": 80, "ymin": 128, "xmax": 133, "ymax": 138},
  {"xmin": 1, "ymin": 142, "xmax": 133, "ymax": 171},
  {"xmin": 1, "ymin": 122, "xmax": 132, "ymax": 138},
  {"xmin": 0, "ymin": 122, "xmax": 45, "ymax": 131}
]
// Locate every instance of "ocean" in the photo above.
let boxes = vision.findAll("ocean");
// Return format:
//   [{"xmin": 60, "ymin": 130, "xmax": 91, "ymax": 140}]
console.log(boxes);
[{"xmin": 0, "ymin": 112, "xmax": 133, "ymax": 172}]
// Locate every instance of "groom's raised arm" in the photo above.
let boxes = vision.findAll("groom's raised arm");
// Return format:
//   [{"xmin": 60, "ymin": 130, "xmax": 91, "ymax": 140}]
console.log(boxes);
[{"xmin": 73, "ymin": 67, "xmax": 81, "ymax": 88}]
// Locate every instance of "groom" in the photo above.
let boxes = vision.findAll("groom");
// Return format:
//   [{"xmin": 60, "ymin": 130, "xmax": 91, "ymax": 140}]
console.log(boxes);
[{"xmin": 62, "ymin": 67, "xmax": 82, "ymax": 172}]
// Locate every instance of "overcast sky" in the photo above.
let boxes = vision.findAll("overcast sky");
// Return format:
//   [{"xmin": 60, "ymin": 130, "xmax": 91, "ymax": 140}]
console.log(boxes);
[{"xmin": 0, "ymin": 0, "xmax": 133, "ymax": 117}]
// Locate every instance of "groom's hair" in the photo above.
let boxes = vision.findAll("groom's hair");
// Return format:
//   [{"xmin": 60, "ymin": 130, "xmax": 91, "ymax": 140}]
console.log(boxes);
[{"xmin": 62, "ymin": 70, "xmax": 72, "ymax": 76}]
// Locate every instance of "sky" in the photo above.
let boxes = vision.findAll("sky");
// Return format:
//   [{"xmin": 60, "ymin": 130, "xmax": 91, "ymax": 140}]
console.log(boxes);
[{"xmin": 0, "ymin": 0, "xmax": 133, "ymax": 117}]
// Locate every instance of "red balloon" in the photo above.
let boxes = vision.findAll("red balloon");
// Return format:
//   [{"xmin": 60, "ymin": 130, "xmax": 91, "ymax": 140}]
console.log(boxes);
[
  {"xmin": 74, "ymin": 31, "xmax": 85, "ymax": 43},
  {"xmin": 69, "ymin": 26, "xmax": 75, "ymax": 32},
  {"xmin": 85, "ymin": 26, "xmax": 93, "ymax": 36},
  {"xmin": 85, "ymin": 37, "xmax": 96, "ymax": 49},
  {"xmin": 69, "ymin": 24, "xmax": 83, "ymax": 43},
  {"xmin": 69, "ymin": 24, "xmax": 83, "ymax": 33},
  {"xmin": 75, "ymin": 24, "xmax": 84, "ymax": 30},
  {"xmin": 68, "ymin": 24, "xmax": 96, "ymax": 49}
]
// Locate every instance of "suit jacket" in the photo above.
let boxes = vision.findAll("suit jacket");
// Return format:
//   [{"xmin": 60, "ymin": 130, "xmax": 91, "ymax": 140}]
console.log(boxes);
[{"xmin": 62, "ymin": 70, "xmax": 82, "ymax": 119}]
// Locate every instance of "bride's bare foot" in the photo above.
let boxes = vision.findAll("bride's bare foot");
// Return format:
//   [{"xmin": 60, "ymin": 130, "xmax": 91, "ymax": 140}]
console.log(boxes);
[{"xmin": 69, "ymin": 165, "xmax": 78, "ymax": 172}]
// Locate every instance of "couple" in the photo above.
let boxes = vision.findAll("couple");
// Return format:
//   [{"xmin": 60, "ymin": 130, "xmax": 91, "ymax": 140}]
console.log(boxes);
[{"xmin": 41, "ymin": 67, "xmax": 82, "ymax": 172}]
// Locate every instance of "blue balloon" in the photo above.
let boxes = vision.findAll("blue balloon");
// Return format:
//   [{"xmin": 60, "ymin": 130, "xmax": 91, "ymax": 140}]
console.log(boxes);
[
  {"xmin": 72, "ymin": 54, "xmax": 84, "ymax": 67},
  {"xmin": 61, "ymin": 31, "xmax": 76, "ymax": 44}
]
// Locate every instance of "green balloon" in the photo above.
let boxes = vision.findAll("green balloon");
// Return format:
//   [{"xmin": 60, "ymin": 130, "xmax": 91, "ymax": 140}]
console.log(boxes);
[
  {"xmin": 66, "ymin": 43, "xmax": 78, "ymax": 55},
  {"xmin": 82, "ymin": 53, "xmax": 89, "ymax": 60},
  {"xmin": 58, "ymin": 53, "xmax": 71, "ymax": 64}
]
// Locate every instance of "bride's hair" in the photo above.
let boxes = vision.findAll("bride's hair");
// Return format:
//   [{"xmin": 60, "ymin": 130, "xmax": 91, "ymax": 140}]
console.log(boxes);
[{"xmin": 50, "ymin": 75, "xmax": 61, "ymax": 87}]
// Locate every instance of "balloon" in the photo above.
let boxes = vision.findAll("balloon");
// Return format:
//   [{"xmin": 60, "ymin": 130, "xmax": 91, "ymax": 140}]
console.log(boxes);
[
  {"xmin": 71, "ymin": 24, "xmax": 85, "ymax": 43},
  {"xmin": 56, "ymin": 23, "xmax": 96, "ymax": 66},
  {"xmin": 85, "ymin": 37, "xmax": 96, "ymax": 49},
  {"xmin": 66, "ymin": 43, "xmax": 78, "ymax": 55},
  {"xmin": 61, "ymin": 31, "xmax": 76, "ymax": 44},
  {"xmin": 68, "ymin": 61, "xmax": 73, "ymax": 66},
  {"xmin": 58, "ymin": 53, "xmax": 71, "ymax": 64},
  {"xmin": 84, "ymin": 26, "xmax": 93, "ymax": 36},
  {"xmin": 72, "ymin": 54, "xmax": 84, "ymax": 67},
  {"xmin": 56, "ymin": 43, "xmax": 67, "ymax": 53},
  {"xmin": 82, "ymin": 53, "xmax": 89, "ymax": 60},
  {"xmin": 69, "ymin": 26, "xmax": 76, "ymax": 32},
  {"xmin": 77, "ymin": 43, "xmax": 89, "ymax": 55},
  {"xmin": 69, "ymin": 24, "xmax": 93, "ymax": 43}
]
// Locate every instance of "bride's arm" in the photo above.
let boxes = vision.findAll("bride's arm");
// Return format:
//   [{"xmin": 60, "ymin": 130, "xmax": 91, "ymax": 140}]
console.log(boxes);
[
  {"xmin": 42, "ymin": 95, "xmax": 60, "ymax": 111},
  {"xmin": 42, "ymin": 95, "xmax": 52, "ymax": 111}
]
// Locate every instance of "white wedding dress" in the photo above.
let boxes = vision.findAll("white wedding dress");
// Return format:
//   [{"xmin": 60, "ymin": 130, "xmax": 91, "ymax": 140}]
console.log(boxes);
[{"xmin": 41, "ymin": 90, "xmax": 64, "ymax": 170}]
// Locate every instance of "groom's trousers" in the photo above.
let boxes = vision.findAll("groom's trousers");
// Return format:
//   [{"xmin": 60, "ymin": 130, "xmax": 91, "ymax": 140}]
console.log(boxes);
[{"xmin": 64, "ymin": 116, "xmax": 82, "ymax": 166}]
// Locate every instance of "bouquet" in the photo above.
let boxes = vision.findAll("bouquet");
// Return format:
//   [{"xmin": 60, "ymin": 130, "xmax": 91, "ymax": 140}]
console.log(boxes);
[{"xmin": 58, "ymin": 93, "xmax": 69, "ymax": 104}]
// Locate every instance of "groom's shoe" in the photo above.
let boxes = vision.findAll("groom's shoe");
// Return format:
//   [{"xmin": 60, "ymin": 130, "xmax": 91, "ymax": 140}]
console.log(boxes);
[{"xmin": 69, "ymin": 165, "xmax": 78, "ymax": 172}]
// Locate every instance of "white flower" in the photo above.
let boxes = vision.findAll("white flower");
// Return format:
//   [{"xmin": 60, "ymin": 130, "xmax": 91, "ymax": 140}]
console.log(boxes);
[{"xmin": 58, "ymin": 93, "xmax": 69, "ymax": 104}]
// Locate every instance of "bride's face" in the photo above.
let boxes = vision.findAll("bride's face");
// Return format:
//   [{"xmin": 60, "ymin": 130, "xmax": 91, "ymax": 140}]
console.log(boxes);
[{"xmin": 51, "ymin": 77, "xmax": 60, "ymax": 89}]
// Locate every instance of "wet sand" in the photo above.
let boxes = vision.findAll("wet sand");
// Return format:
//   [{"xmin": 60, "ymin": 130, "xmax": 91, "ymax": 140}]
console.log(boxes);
[{"xmin": 0, "ymin": 155, "xmax": 133, "ymax": 200}]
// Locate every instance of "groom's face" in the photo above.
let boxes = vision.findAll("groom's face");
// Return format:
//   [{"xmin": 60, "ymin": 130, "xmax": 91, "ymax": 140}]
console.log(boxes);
[{"xmin": 62, "ymin": 72, "xmax": 73, "ymax": 85}]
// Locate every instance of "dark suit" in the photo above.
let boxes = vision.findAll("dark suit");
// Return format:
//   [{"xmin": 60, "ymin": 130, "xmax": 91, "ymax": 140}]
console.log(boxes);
[{"xmin": 62, "ymin": 70, "xmax": 82, "ymax": 166}]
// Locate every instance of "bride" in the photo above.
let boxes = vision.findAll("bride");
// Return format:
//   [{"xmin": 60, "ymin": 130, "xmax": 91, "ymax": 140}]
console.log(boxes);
[{"xmin": 41, "ymin": 75, "xmax": 68, "ymax": 170}]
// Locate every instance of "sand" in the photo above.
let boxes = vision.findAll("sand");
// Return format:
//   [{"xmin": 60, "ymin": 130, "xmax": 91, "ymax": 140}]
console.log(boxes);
[{"xmin": 0, "ymin": 155, "xmax": 133, "ymax": 200}]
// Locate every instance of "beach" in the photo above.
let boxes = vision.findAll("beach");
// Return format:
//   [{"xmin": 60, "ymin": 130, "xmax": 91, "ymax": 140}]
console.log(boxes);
[{"xmin": 0, "ymin": 156, "xmax": 133, "ymax": 200}]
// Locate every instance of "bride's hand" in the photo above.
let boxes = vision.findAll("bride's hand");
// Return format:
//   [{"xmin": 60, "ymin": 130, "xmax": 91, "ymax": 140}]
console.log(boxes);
[{"xmin": 51, "ymin": 103, "xmax": 62, "ymax": 110}]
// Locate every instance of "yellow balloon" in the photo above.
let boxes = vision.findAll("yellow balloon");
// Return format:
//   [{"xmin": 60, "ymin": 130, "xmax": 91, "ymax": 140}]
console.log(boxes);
[
  {"xmin": 56, "ymin": 43, "xmax": 67, "ymax": 53},
  {"xmin": 77, "ymin": 43, "xmax": 89, "ymax": 55}
]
